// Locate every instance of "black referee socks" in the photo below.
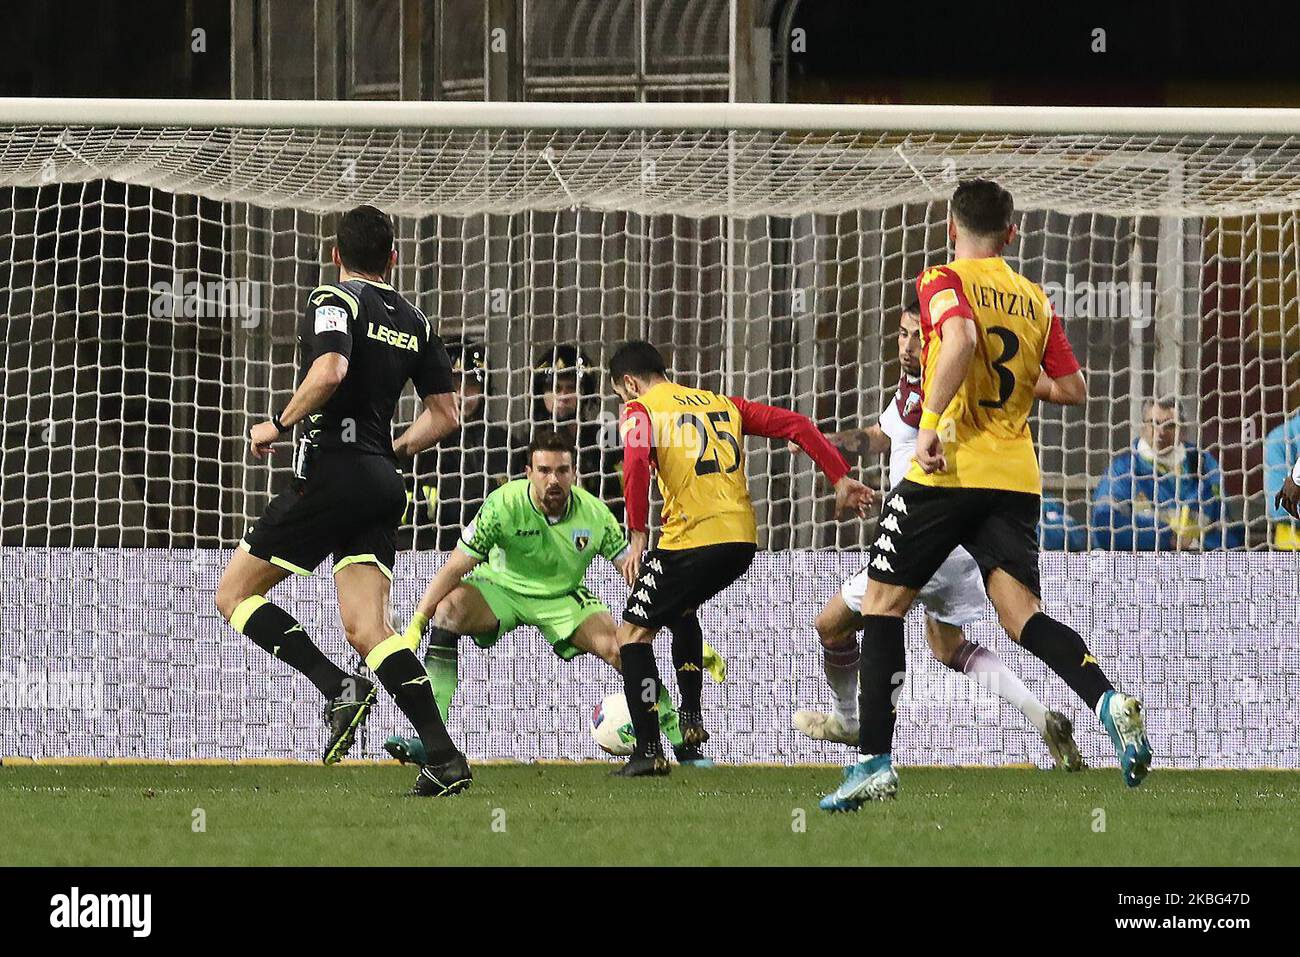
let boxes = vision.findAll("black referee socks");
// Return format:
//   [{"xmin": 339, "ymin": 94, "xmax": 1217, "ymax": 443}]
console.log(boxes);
[
  {"xmin": 620, "ymin": 642, "xmax": 665, "ymax": 758},
  {"xmin": 230, "ymin": 595, "xmax": 348, "ymax": 699},
  {"xmin": 366, "ymin": 635, "xmax": 458, "ymax": 763},
  {"xmin": 858, "ymin": 615, "xmax": 906, "ymax": 756},
  {"xmin": 669, "ymin": 613, "xmax": 704, "ymax": 719},
  {"xmin": 1018, "ymin": 612, "xmax": 1114, "ymax": 711}
]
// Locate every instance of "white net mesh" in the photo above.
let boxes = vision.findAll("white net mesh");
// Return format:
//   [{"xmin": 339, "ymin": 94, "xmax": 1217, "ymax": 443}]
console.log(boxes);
[{"xmin": 3, "ymin": 105, "xmax": 1298, "ymax": 765}]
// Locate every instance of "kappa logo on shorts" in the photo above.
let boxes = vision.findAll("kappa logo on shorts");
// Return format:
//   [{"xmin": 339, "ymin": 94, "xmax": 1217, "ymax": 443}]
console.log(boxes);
[
  {"xmin": 629, "ymin": 604, "xmax": 648, "ymax": 618},
  {"xmin": 871, "ymin": 554, "xmax": 895, "ymax": 573},
  {"xmin": 633, "ymin": 589, "xmax": 651, "ymax": 602},
  {"xmin": 640, "ymin": 573, "xmax": 658, "ymax": 589},
  {"xmin": 647, "ymin": 558, "xmax": 664, "ymax": 574},
  {"xmin": 873, "ymin": 535, "xmax": 897, "ymax": 554},
  {"xmin": 886, "ymin": 494, "xmax": 908, "ymax": 515},
  {"xmin": 880, "ymin": 513, "xmax": 902, "ymax": 534}
]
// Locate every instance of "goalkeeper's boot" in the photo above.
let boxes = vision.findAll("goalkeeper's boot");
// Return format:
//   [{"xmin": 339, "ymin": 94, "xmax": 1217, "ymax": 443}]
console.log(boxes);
[
  {"xmin": 1099, "ymin": 690, "xmax": 1152, "ymax": 788},
  {"xmin": 672, "ymin": 741, "xmax": 716, "ymax": 768},
  {"xmin": 1042, "ymin": 710, "xmax": 1086, "ymax": 772},
  {"xmin": 818, "ymin": 754, "xmax": 898, "ymax": 812},
  {"xmin": 701, "ymin": 640, "xmax": 727, "ymax": 683},
  {"xmin": 793, "ymin": 710, "xmax": 859, "ymax": 745},
  {"xmin": 322, "ymin": 675, "xmax": 377, "ymax": 765},
  {"xmin": 678, "ymin": 709, "xmax": 710, "ymax": 748},
  {"xmin": 383, "ymin": 734, "xmax": 428, "ymax": 766},
  {"xmin": 409, "ymin": 751, "xmax": 473, "ymax": 798},
  {"xmin": 612, "ymin": 748, "xmax": 671, "ymax": 778}
]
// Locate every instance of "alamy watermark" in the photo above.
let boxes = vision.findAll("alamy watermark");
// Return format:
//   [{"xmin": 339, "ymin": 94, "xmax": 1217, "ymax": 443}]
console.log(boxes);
[
  {"xmin": 150, "ymin": 271, "xmax": 263, "ymax": 326},
  {"xmin": 1043, "ymin": 272, "xmax": 1156, "ymax": 326},
  {"xmin": 0, "ymin": 664, "xmax": 103, "ymax": 717}
]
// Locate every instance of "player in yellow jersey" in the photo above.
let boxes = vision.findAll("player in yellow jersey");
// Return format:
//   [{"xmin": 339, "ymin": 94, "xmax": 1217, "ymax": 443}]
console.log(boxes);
[
  {"xmin": 608, "ymin": 341, "xmax": 873, "ymax": 776},
  {"xmin": 820, "ymin": 180, "xmax": 1152, "ymax": 811}
]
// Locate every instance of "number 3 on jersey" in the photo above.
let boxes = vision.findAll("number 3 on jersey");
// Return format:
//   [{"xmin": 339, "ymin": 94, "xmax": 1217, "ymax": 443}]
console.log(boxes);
[
  {"xmin": 678, "ymin": 411, "xmax": 740, "ymax": 476},
  {"xmin": 979, "ymin": 325, "xmax": 1020, "ymax": 409}
]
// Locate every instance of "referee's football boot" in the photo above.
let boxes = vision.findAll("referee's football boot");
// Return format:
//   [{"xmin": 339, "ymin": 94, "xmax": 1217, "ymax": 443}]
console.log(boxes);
[
  {"xmin": 1098, "ymin": 690, "xmax": 1152, "ymax": 788},
  {"xmin": 409, "ymin": 751, "xmax": 473, "ymax": 798},
  {"xmin": 818, "ymin": 754, "xmax": 899, "ymax": 812},
  {"xmin": 1042, "ymin": 709, "xmax": 1086, "ymax": 772},
  {"xmin": 322, "ymin": 674, "xmax": 377, "ymax": 765}
]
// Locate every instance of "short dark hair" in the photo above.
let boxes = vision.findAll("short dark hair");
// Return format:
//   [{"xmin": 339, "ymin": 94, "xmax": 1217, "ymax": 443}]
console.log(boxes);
[
  {"xmin": 950, "ymin": 179, "xmax": 1015, "ymax": 237},
  {"xmin": 336, "ymin": 204, "xmax": 395, "ymax": 275},
  {"xmin": 900, "ymin": 298, "xmax": 921, "ymax": 319},
  {"xmin": 526, "ymin": 428, "xmax": 576, "ymax": 466},
  {"xmin": 608, "ymin": 341, "xmax": 668, "ymax": 383}
]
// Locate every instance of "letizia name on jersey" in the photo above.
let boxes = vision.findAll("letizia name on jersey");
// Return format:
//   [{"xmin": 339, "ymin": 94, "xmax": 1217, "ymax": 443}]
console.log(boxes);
[{"xmin": 967, "ymin": 283, "xmax": 1040, "ymax": 321}]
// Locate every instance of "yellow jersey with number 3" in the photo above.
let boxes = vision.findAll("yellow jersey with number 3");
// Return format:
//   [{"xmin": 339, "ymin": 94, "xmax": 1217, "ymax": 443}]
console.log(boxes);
[
  {"xmin": 906, "ymin": 256, "xmax": 1053, "ymax": 494},
  {"xmin": 621, "ymin": 381, "xmax": 757, "ymax": 549}
]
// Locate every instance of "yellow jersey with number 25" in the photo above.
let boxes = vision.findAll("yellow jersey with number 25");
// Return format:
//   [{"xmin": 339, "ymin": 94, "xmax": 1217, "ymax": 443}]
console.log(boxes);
[
  {"xmin": 906, "ymin": 256, "xmax": 1053, "ymax": 495},
  {"xmin": 621, "ymin": 381, "xmax": 756, "ymax": 550}
]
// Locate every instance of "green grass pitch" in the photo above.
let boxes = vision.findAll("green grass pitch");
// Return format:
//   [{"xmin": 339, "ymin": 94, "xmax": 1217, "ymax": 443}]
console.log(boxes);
[{"xmin": 3, "ymin": 763, "xmax": 1297, "ymax": 866}]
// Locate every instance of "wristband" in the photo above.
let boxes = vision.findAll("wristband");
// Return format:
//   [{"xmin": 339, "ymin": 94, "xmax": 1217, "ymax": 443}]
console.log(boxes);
[
  {"xmin": 919, "ymin": 408, "xmax": 942, "ymax": 431},
  {"xmin": 271, "ymin": 411, "xmax": 288, "ymax": 434},
  {"xmin": 1292, "ymin": 458, "xmax": 1300, "ymax": 484}
]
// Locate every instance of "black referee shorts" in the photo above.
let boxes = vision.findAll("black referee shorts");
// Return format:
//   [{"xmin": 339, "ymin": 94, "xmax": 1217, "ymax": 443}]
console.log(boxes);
[
  {"xmin": 865, "ymin": 479, "xmax": 1041, "ymax": 597},
  {"xmin": 241, "ymin": 448, "xmax": 407, "ymax": 580},
  {"xmin": 622, "ymin": 541, "xmax": 757, "ymax": 628}
]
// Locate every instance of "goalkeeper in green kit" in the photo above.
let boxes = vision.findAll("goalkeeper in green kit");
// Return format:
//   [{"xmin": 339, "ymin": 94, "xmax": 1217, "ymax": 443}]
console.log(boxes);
[{"xmin": 386, "ymin": 429, "xmax": 725, "ymax": 765}]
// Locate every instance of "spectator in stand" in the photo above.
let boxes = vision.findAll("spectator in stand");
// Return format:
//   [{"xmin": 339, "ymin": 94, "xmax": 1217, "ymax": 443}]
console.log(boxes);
[
  {"xmin": 1040, "ymin": 496, "xmax": 1089, "ymax": 551},
  {"xmin": 512, "ymin": 343, "xmax": 624, "ymax": 521},
  {"xmin": 408, "ymin": 339, "xmax": 511, "ymax": 550},
  {"xmin": 1091, "ymin": 396, "xmax": 1243, "ymax": 550},
  {"xmin": 1264, "ymin": 408, "xmax": 1300, "ymax": 549}
]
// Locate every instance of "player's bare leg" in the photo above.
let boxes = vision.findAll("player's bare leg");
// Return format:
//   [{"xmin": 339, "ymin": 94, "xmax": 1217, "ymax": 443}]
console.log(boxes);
[
  {"xmin": 924, "ymin": 616, "xmax": 1083, "ymax": 771},
  {"xmin": 216, "ymin": 549, "xmax": 363, "ymax": 761},
  {"xmin": 794, "ymin": 594, "xmax": 863, "ymax": 745},
  {"xmin": 335, "ymin": 563, "xmax": 470, "ymax": 796},
  {"xmin": 613, "ymin": 620, "xmax": 671, "ymax": 777},
  {"xmin": 819, "ymin": 580, "xmax": 914, "ymax": 811},
  {"xmin": 986, "ymin": 569, "xmax": 1151, "ymax": 787},
  {"xmin": 384, "ymin": 582, "xmax": 499, "ymax": 766}
]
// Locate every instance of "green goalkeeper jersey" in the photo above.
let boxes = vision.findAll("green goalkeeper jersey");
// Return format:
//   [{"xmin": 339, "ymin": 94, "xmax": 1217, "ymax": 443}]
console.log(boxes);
[{"xmin": 458, "ymin": 479, "xmax": 629, "ymax": 598}]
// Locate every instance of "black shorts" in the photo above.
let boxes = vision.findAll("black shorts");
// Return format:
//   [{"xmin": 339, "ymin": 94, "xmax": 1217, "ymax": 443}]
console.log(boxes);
[
  {"xmin": 865, "ymin": 479, "xmax": 1041, "ymax": 597},
  {"xmin": 622, "ymin": 541, "xmax": 757, "ymax": 628},
  {"xmin": 241, "ymin": 448, "xmax": 407, "ymax": 580}
]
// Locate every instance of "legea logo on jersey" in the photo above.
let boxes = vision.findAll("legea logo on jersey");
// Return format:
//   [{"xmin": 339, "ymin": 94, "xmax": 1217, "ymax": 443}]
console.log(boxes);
[{"xmin": 366, "ymin": 321, "xmax": 420, "ymax": 352}]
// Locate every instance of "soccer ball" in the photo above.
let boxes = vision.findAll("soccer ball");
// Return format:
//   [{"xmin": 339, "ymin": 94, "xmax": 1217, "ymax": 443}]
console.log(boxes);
[{"xmin": 590, "ymin": 692, "xmax": 635, "ymax": 756}]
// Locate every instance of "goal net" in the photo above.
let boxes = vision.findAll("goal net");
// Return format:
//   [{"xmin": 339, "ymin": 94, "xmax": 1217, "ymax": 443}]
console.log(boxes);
[{"xmin": 2, "ymin": 100, "xmax": 1297, "ymax": 768}]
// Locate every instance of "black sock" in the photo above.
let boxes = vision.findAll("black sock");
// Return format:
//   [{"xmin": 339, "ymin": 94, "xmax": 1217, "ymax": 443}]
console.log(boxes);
[
  {"xmin": 372, "ymin": 645, "xmax": 457, "ymax": 763},
  {"xmin": 233, "ymin": 597, "xmax": 347, "ymax": 698},
  {"xmin": 1019, "ymin": 612, "xmax": 1113, "ymax": 711},
  {"xmin": 619, "ymin": 642, "xmax": 664, "ymax": 758},
  {"xmin": 669, "ymin": 613, "xmax": 704, "ymax": 721},
  {"xmin": 858, "ymin": 615, "xmax": 906, "ymax": 756}
]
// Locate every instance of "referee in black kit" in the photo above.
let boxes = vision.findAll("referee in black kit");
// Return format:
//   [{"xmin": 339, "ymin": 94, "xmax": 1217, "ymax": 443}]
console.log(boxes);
[{"xmin": 214, "ymin": 204, "xmax": 473, "ymax": 797}]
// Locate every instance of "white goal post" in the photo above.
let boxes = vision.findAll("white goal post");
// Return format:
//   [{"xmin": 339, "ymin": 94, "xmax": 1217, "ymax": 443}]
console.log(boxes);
[{"xmin": 2, "ymin": 98, "xmax": 1297, "ymax": 768}]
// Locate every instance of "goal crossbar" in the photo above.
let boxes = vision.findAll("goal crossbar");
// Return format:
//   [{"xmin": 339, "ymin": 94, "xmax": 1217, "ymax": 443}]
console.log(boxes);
[{"xmin": 4, "ymin": 97, "xmax": 1300, "ymax": 135}]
